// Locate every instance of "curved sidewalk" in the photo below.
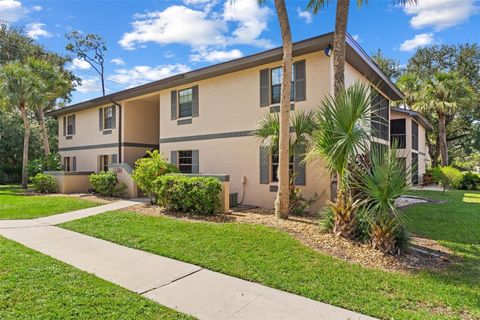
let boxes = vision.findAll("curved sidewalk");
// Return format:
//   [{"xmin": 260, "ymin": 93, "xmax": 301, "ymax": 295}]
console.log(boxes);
[{"xmin": 0, "ymin": 201, "xmax": 375, "ymax": 320}]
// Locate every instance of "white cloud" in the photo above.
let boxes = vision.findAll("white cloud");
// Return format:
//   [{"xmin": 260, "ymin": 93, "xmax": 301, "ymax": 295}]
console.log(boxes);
[
  {"xmin": 404, "ymin": 0, "xmax": 479, "ymax": 31},
  {"xmin": 77, "ymin": 77, "xmax": 101, "ymax": 93},
  {"xmin": 110, "ymin": 58, "xmax": 125, "ymax": 66},
  {"xmin": 108, "ymin": 64, "xmax": 191, "ymax": 88},
  {"xmin": 119, "ymin": 0, "xmax": 272, "ymax": 51},
  {"xmin": 223, "ymin": 0, "xmax": 272, "ymax": 47},
  {"xmin": 297, "ymin": 7, "xmax": 312, "ymax": 24},
  {"xmin": 164, "ymin": 51, "xmax": 175, "ymax": 58},
  {"xmin": 32, "ymin": 5, "xmax": 42, "ymax": 11},
  {"xmin": 190, "ymin": 49, "xmax": 243, "ymax": 62},
  {"xmin": 26, "ymin": 23, "xmax": 52, "ymax": 39},
  {"xmin": 71, "ymin": 58, "xmax": 91, "ymax": 70},
  {"xmin": 0, "ymin": 0, "xmax": 26, "ymax": 22},
  {"xmin": 119, "ymin": 6, "xmax": 226, "ymax": 50},
  {"xmin": 400, "ymin": 33, "xmax": 434, "ymax": 52}
]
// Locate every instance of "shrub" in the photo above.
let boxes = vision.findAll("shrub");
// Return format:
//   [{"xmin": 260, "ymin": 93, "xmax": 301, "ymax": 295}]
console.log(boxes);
[
  {"xmin": 289, "ymin": 187, "xmax": 317, "ymax": 216},
  {"xmin": 89, "ymin": 171, "xmax": 126, "ymax": 197},
  {"xmin": 132, "ymin": 150, "xmax": 178, "ymax": 203},
  {"xmin": 459, "ymin": 172, "xmax": 480, "ymax": 190},
  {"xmin": 32, "ymin": 173, "xmax": 57, "ymax": 193},
  {"xmin": 431, "ymin": 166, "xmax": 463, "ymax": 193},
  {"xmin": 28, "ymin": 153, "xmax": 62, "ymax": 178},
  {"xmin": 154, "ymin": 175, "xmax": 222, "ymax": 215}
]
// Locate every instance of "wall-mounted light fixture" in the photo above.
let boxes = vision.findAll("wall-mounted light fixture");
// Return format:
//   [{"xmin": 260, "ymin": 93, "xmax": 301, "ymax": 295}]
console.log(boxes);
[{"xmin": 324, "ymin": 45, "xmax": 332, "ymax": 57}]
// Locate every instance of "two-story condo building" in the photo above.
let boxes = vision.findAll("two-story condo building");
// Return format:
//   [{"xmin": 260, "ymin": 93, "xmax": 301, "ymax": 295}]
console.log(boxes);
[{"xmin": 49, "ymin": 32, "xmax": 429, "ymax": 211}]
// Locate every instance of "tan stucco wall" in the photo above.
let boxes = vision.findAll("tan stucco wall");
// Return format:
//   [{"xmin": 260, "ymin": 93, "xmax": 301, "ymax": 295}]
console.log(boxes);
[
  {"xmin": 122, "ymin": 99, "xmax": 159, "ymax": 145},
  {"xmin": 391, "ymin": 110, "xmax": 430, "ymax": 184},
  {"xmin": 160, "ymin": 137, "xmax": 330, "ymax": 212},
  {"xmin": 47, "ymin": 172, "xmax": 92, "ymax": 194},
  {"xmin": 58, "ymin": 103, "xmax": 118, "ymax": 149}
]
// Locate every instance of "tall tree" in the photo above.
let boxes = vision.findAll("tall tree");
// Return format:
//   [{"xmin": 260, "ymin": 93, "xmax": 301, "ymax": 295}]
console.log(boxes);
[
  {"xmin": 414, "ymin": 72, "xmax": 475, "ymax": 166},
  {"xmin": 0, "ymin": 62, "xmax": 45, "ymax": 188},
  {"xmin": 66, "ymin": 31, "xmax": 107, "ymax": 95},
  {"xmin": 371, "ymin": 49, "xmax": 403, "ymax": 81},
  {"xmin": 307, "ymin": 1, "xmax": 415, "ymax": 96},
  {"xmin": 26, "ymin": 58, "xmax": 72, "ymax": 156}
]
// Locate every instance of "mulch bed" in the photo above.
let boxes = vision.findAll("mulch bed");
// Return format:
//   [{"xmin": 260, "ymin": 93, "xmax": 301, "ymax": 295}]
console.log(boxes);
[{"xmin": 130, "ymin": 204, "xmax": 454, "ymax": 274}]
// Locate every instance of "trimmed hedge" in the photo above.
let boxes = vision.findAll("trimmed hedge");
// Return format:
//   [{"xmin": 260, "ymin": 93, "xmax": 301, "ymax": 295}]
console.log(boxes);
[
  {"xmin": 32, "ymin": 173, "xmax": 57, "ymax": 193},
  {"xmin": 154, "ymin": 175, "xmax": 222, "ymax": 215},
  {"xmin": 89, "ymin": 171, "xmax": 126, "ymax": 197}
]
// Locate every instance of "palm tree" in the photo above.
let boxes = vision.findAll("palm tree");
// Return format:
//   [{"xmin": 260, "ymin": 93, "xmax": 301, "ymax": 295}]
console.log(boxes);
[
  {"xmin": 396, "ymin": 72, "xmax": 421, "ymax": 108},
  {"xmin": 26, "ymin": 57, "xmax": 71, "ymax": 157},
  {"xmin": 256, "ymin": 110, "xmax": 319, "ymax": 216},
  {"xmin": 307, "ymin": 0, "xmax": 416, "ymax": 96},
  {"xmin": 415, "ymin": 72, "xmax": 475, "ymax": 166},
  {"xmin": 309, "ymin": 82, "xmax": 371, "ymax": 238},
  {"xmin": 356, "ymin": 148, "xmax": 410, "ymax": 254},
  {"xmin": 0, "ymin": 62, "xmax": 45, "ymax": 188}
]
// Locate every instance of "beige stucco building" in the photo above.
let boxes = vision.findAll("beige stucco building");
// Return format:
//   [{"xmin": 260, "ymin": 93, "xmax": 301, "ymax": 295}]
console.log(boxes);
[
  {"xmin": 50, "ymin": 32, "xmax": 420, "ymax": 211},
  {"xmin": 390, "ymin": 107, "xmax": 433, "ymax": 185}
]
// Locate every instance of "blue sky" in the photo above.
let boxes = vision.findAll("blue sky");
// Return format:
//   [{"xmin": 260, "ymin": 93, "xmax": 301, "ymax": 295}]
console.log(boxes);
[{"xmin": 1, "ymin": 0, "xmax": 479, "ymax": 104}]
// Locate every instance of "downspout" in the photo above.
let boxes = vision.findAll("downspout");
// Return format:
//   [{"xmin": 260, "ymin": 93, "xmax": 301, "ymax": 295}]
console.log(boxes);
[{"xmin": 109, "ymin": 98, "xmax": 122, "ymax": 163}]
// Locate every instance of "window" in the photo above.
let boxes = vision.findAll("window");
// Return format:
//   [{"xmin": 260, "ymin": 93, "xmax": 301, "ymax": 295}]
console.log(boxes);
[
  {"xmin": 100, "ymin": 155, "xmax": 109, "ymax": 172},
  {"xmin": 411, "ymin": 152, "xmax": 419, "ymax": 185},
  {"xmin": 412, "ymin": 120, "xmax": 419, "ymax": 151},
  {"xmin": 178, "ymin": 88, "xmax": 193, "ymax": 118},
  {"xmin": 371, "ymin": 89, "xmax": 389, "ymax": 140},
  {"xmin": 178, "ymin": 150, "xmax": 193, "ymax": 173},
  {"xmin": 104, "ymin": 106, "xmax": 113, "ymax": 129},
  {"xmin": 270, "ymin": 66, "xmax": 294, "ymax": 105},
  {"xmin": 63, "ymin": 157, "xmax": 71, "ymax": 172},
  {"xmin": 66, "ymin": 115, "xmax": 75, "ymax": 135},
  {"xmin": 390, "ymin": 119, "xmax": 406, "ymax": 148},
  {"xmin": 271, "ymin": 151, "xmax": 294, "ymax": 182}
]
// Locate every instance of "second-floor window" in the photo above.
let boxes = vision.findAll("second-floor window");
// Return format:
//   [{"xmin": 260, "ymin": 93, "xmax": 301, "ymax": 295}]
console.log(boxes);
[
  {"xmin": 371, "ymin": 88, "xmax": 389, "ymax": 141},
  {"xmin": 66, "ymin": 115, "xmax": 75, "ymax": 135},
  {"xmin": 104, "ymin": 106, "xmax": 113, "ymax": 129},
  {"xmin": 178, "ymin": 88, "xmax": 193, "ymax": 118},
  {"xmin": 270, "ymin": 67, "xmax": 294, "ymax": 104},
  {"xmin": 390, "ymin": 119, "xmax": 406, "ymax": 149}
]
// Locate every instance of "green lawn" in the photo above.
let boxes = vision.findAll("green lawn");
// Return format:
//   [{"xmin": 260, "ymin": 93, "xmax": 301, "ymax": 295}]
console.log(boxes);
[
  {"xmin": 61, "ymin": 189, "xmax": 480, "ymax": 320},
  {"xmin": 0, "ymin": 185, "xmax": 98, "ymax": 220},
  {"xmin": 0, "ymin": 236, "xmax": 193, "ymax": 320}
]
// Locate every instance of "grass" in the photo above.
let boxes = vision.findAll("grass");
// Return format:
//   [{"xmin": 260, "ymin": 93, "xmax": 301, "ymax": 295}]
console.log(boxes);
[
  {"xmin": 0, "ymin": 185, "xmax": 98, "ymax": 220},
  {"xmin": 0, "ymin": 236, "xmax": 193, "ymax": 320},
  {"xmin": 61, "ymin": 189, "xmax": 480, "ymax": 320}
]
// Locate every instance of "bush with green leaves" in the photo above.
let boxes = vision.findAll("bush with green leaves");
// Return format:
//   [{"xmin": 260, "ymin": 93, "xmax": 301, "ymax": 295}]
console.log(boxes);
[
  {"xmin": 459, "ymin": 171, "xmax": 480, "ymax": 190},
  {"xmin": 28, "ymin": 153, "xmax": 62, "ymax": 178},
  {"xmin": 89, "ymin": 171, "xmax": 126, "ymax": 197},
  {"xmin": 431, "ymin": 166, "xmax": 463, "ymax": 193},
  {"xmin": 132, "ymin": 150, "xmax": 178, "ymax": 203},
  {"xmin": 32, "ymin": 173, "xmax": 57, "ymax": 193},
  {"xmin": 154, "ymin": 175, "xmax": 222, "ymax": 215}
]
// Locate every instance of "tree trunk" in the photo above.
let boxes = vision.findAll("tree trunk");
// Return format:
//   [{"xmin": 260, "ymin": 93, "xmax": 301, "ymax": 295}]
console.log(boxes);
[
  {"xmin": 37, "ymin": 108, "xmax": 51, "ymax": 157},
  {"xmin": 438, "ymin": 111, "xmax": 448, "ymax": 166},
  {"xmin": 273, "ymin": 0, "xmax": 292, "ymax": 219},
  {"xmin": 19, "ymin": 102, "xmax": 30, "ymax": 189},
  {"xmin": 332, "ymin": 0, "xmax": 350, "ymax": 97}
]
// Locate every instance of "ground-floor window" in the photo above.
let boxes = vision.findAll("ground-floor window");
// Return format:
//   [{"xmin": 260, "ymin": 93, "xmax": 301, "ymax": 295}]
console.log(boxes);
[
  {"xmin": 178, "ymin": 150, "xmax": 193, "ymax": 173},
  {"xmin": 63, "ymin": 157, "xmax": 71, "ymax": 172},
  {"xmin": 411, "ymin": 152, "xmax": 419, "ymax": 185},
  {"xmin": 99, "ymin": 155, "xmax": 109, "ymax": 172},
  {"xmin": 271, "ymin": 152, "xmax": 294, "ymax": 183}
]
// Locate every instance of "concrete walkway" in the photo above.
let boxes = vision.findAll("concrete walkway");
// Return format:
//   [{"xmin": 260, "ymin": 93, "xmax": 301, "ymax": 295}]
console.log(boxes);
[{"xmin": 0, "ymin": 201, "xmax": 375, "ymax": 320}]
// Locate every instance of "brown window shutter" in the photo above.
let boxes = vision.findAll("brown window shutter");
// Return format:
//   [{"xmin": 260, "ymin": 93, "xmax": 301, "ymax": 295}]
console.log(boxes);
[
  {"xmin": 72, "ymin": 115, "xmax": 76, "ymax": 135},
  {"xmin": 111, "ymin": 105, "xmax": 116, "ymax": 129},
  {"xmin": 99, "ymin": 108, "xmax": 104, "ymax": 131},
  {"xmin": 294, "ymin": 60, "xmax": 306, "ymax": 102},
  {"xmin": 170, "ymin": 150, "xmax": 177, "ymax": 166},
  {"xmin": 171, "ymin": 90, "xmax": 177, "ymax": 120},
  {"xmin": 192, "ymin": 85, "xmax": 199, "ymax": 117},
  {"xmin": 63, "ymin": 116, "xmax": 66, "ymax": 136},
  {"xmin": 259, "ymin": 69, "xmax": 270, "ymax": 107}
]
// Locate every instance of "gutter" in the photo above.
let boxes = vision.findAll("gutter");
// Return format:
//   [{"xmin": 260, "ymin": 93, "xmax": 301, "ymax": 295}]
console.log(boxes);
[{"xmin": 109, "ymin": 98, "xmax": 122, "ymax": 163}]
